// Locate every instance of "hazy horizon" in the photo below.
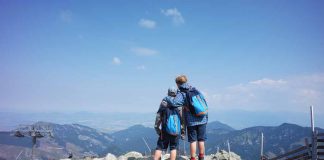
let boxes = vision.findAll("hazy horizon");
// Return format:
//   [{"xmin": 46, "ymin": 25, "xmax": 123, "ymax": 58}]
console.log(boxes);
[{"xmin": 1, "ymin": 109, "xmax": 323, "ymax": 132}]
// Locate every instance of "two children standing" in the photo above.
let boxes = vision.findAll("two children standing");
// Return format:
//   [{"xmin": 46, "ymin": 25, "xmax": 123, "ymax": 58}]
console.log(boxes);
[{"xmin": 154, "ymin": 75, "xmax": 208, "ymax": 160}]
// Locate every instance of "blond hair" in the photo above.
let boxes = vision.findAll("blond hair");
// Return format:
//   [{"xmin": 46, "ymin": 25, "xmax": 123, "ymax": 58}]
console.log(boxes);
[{"xmin": 175, "ymin": 75, "xmax": 188, "ymax": 85}]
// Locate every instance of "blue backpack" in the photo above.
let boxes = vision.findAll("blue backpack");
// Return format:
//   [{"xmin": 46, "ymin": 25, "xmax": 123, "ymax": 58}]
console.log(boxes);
[
  {"xmin": 162, "ymin": 108, "xmax": 181, "ymax": 136},
  {"xmin": 185, "ymin": 88, "xmax": 208, "ymax": 116}
]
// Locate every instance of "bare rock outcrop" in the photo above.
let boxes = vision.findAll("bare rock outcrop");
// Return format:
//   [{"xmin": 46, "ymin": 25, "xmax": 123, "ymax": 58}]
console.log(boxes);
[
  {"xmin": 120, "ymin": 151, "xmax": 143, "ymax": 160},
  {"xmin": 62, "ymin": 150, "xmax": 241, "ymax": 160},
  {"xmin": 206, "ymin": 150, "xmax": 241, "ymax": 160},
  {"xmin": 105, "ymin": 153, "xmax": 117, "ymax": 160}
]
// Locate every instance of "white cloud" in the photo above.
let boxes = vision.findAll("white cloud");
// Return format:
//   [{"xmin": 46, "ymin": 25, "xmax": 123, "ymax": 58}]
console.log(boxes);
[
  {"xmin": 131, "ymin": 47, "xmax": 158, "ymax": 56},
  {"xmin": 60, "ymin": 10, "xmax": 72, "ymax": 23},
  {"xmin": 249, "ymin": 78, "xmax": 287, "ymax": 86},
  {"xmin": 138, "ymin": 19, "xmax": 156, "ymax": 29},
  {"xmin": 161, "ymin": 8, "xmax": 185, "ymax": 25},
  {"xmin": 208, "ymin": 75, "xmax": 324, "ymax": 113},
  {"xmin": 112, "ymin": 57, "xmax": 121, "ymax": 65},
  {"xmin": 136, "ymin": 65, "xmax": 146, "ymax": 70}
]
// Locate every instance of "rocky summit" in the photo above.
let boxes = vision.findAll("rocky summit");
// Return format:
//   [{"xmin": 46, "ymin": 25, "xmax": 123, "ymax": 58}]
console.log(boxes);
[{"xmin": 61, "ymin": 150, "xmax": 241, "ymax": 160}]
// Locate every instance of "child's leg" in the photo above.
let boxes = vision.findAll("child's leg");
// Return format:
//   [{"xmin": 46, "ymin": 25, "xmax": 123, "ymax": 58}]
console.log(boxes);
[
  {"xmin": 198, "ymin": 141, "xmax": 205, "ymax": 160},
  {"xmin": 190, "ymin": 141, "xmax": 197, "ymax": 159},
  {"xmin": 197, "ymin": 124, "xmax": 207, "ymax": 160},
  {"xmin": 169, "ymin": 133, "xmax": 179, "ymax": 160},
  {"xmin": 187, "ymin": 125, "xmax": 198, "ymax": 159},
  {"xmin": 154, "ymin": 150, "xmax": 162, "ymax": 160},
  {"xmin": 170, "ymin": 149, "xmax": 177, "ymax": 160},
  {"xmin": 155, "ymin": 133, "xmax": 167, "ymax": 160}
]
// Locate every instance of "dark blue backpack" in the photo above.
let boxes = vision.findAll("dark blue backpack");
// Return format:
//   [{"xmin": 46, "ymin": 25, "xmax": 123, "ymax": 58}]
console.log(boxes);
[
  {"xmin": 161, "ymin": 108, "xmax": 181, "ymax": 136},
  {"xmin": 185, "ymin": 88, "xmax": 208, "ymax": 117}
]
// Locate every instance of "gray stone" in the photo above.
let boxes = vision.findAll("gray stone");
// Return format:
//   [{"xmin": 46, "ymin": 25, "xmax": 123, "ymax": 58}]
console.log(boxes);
[
  {"xmin": 105, "ymin": 153, "xmax": 117, "ymax": 160},
  {"xmin": 123, "ymin": 151, "xmax": 143, "ymax": 160}
]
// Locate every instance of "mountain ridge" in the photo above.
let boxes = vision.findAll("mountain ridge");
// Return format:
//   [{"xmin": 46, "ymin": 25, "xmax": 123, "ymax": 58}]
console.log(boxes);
[{"xmin": 0, "ymin": 121, "xmax": 323, "ymax": 160}]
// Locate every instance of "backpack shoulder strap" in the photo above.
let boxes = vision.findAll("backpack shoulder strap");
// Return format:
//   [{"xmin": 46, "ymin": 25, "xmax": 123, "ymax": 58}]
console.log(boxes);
[{"xmin": 180, "ymin": 90, "xmax": 190, "ymax": 107}]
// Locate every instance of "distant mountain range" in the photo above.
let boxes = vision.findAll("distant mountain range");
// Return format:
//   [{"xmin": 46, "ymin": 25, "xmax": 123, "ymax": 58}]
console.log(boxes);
[
  {"xmin": 0, "ymin": 112, "xmax": 155, "ymax": 133},
  {"xmin": 0, "ymin": 122, "xmax": 121, "ymax": 160},
  {"xmin": 0, "ymin": 121, "xmax": 323, "ymax": 160},
  {"xmin": 207, "ymin": 123, "xmax": 324, "ymax": 159},
  {"xmin": 2, "ymin": 111, "xmax": 324, "ymax": 133},
  {"xmin": 111, "ymin": 121, "xmax": 236, "ymax": 155}
]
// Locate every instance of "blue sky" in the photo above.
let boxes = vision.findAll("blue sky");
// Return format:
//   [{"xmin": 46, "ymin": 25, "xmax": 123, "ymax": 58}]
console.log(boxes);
[{"xmin": 1, "ymin": 0, "xmax": 324, "ymax": 127}]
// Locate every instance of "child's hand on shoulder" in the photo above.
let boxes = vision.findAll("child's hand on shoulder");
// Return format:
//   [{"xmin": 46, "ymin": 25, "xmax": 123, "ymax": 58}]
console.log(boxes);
[{"xmin": 166, "ymin": 96, "xmax": 174, "ymax": 99}]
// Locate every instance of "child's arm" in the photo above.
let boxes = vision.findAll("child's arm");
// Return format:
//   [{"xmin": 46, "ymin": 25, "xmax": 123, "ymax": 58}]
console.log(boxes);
[
  {"xmin": 165, "ymin": 92, "xmax": 185, "ymax": 108},
  {"xmin": 180, "ymin": 107, "xmax": 186, "ymax": 139},
  {"xmin": 154, "ymin": 112, "xmax": 162, "ymax": 135}
]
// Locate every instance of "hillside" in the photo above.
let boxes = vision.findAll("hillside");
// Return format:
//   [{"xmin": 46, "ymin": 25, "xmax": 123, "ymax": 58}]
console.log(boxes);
[
  {"xmin": 207, "ymin": 123, "xmax": 324, "ymax": 159},
  {"xmin": 112, "ymin": 124, "xmax": 157, "ymax": 154},
  {"xmin": 0, "ymin": 122, "xmax": 121, "ymax": 160},
  {"xmin": 0, "ymin": 121, "xmax": 323, "ymax": 160},
  {"xmin": 112, "ymin": 122, "xmax": 323, "ymax": 159}
]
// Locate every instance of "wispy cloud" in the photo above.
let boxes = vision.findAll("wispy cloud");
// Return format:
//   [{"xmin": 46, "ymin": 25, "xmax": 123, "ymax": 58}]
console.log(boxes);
[
  {"xmin": 60, "ymin": 10, "xmax": 72, "ymax": 23},
  {"xmin": 138, "ymin": 19, "xmax": 156, "ymax": 29},
  {"xmin": 131, "ymin": 47, "xmax": 158, "ymax": 56},
  {"xmin": 208, "ymin": 74, "xmax": 324, "ymax": 113},
  {"xmin": 136, "ymin": 65, "xmax": 146, "ymax": 70},
  {"xmin": 161, "ymin": 8, "xmax": 185, "ymax": 25},
  {"xmin": 249, "ymin": 78, "xmax": 287, "ymax": 86},
  {"xmin": 112, "ymin": 57, "xmax": 121, "ymax": 65}
]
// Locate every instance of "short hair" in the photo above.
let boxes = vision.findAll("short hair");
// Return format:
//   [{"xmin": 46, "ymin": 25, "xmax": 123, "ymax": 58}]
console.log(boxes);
[
  {"xmin": 175, "ymin": 75, "xmax": 188, "ymax": 85},
  {"xmin": 168, "ymin": 87, "xmax": 177, "ymax": 96}
]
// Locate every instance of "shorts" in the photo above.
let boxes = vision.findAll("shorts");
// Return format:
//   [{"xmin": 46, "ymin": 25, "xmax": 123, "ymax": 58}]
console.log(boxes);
[
  {"xmin": 187, "ymin": 123, "xmax": 207, "ymax": 143},
  {"xmin": 156, "ymin": 131, "xmax": 179, "ymax": 151}
]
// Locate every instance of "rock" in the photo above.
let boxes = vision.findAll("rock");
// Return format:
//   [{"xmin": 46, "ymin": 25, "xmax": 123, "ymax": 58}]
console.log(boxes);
[
  {"xmin": 105, "ymin": 153, "xmax": 117, "ymax": 160},
  {"xmin": 117, "ymin": 155, "xmax": 127, "ymax": 160},
  {"xmin": 178, "ymin": 155, "xmax": 189, "ymax": 160},
  {"xmin": 93, "ymin": 150, "xmax": 241, "ymax": 160},
  {"xmin": 159, "ymin": 154, "xmax": 187, "ymax": 160},
  {"xmin": 162, "ymin": 153, "xmax": 170, "ymax": 160},
  {"xmin": 123, "ymin": 151, "xmax": 143, "ymax": 159},
  {"xmin": 207, "ymin": 150, "xmax": 241, "ymax": 160}
]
